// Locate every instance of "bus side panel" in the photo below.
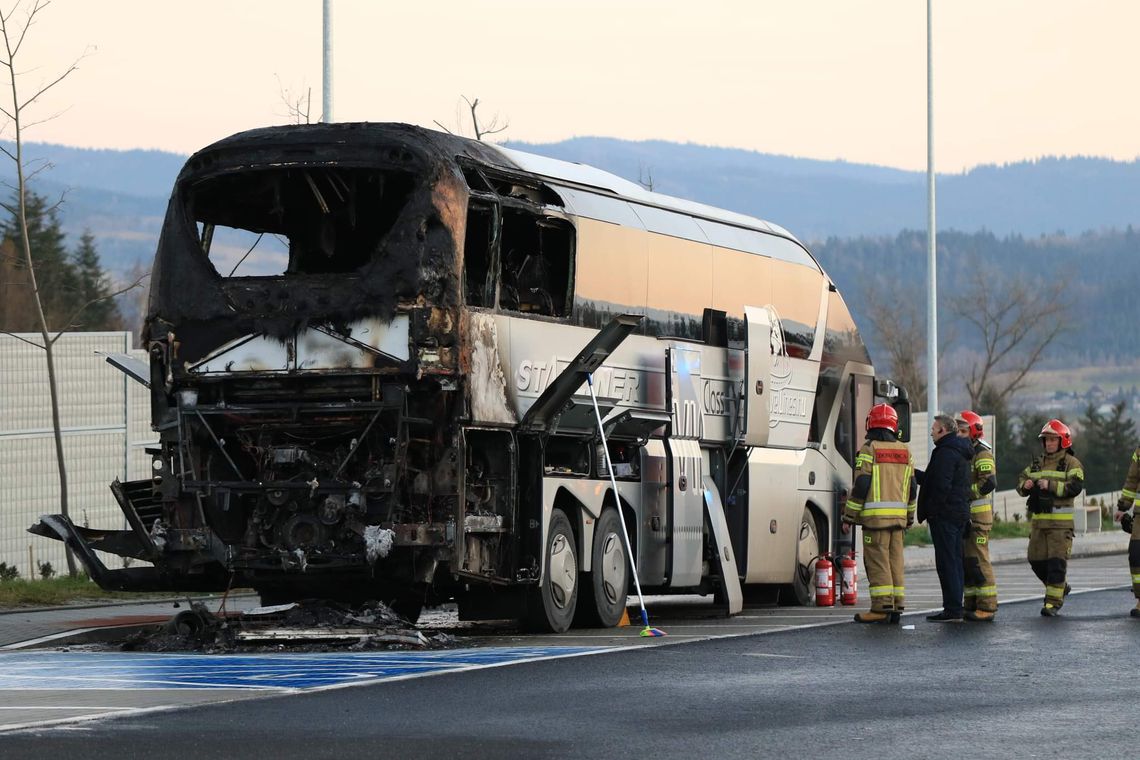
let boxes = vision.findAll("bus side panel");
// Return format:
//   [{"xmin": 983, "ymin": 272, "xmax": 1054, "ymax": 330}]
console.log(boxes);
[{"xmin": 743, "ymin": 447, "xmax": 809, "ymax": 584}]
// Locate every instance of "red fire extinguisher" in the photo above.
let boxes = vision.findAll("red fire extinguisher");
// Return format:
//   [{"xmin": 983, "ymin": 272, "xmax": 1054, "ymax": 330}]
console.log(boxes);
[
  {"xmin": 815, "ymin": 552, "xmax": 835, "ymax": 607},
  {"xmin": 840, "ymin": 550, "xmax": 858, "ymax": 606}
]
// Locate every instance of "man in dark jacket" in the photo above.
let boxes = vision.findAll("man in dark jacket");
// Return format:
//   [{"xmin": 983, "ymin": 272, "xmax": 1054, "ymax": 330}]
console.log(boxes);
[{"xmin": 916, "ymin": 413, "xmax": 974, "ymax": 621}]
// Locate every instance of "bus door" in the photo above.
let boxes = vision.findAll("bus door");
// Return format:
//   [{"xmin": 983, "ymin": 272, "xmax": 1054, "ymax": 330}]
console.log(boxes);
[{"xmin": 664, "ymin": 345, "xmax": 704, "ymax": 588}]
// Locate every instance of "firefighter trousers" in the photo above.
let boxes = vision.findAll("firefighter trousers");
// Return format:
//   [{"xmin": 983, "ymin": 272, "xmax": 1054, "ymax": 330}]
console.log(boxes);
[
  {"xmin": 963, "ymin": 525, "xmax": 997, "ymax": 613},
  {"xmin": 863, "ymin": 527, "xmax": 905, "ymax": 612},
  {"xmin": 1027, "ymin": 523, "xmax": 1073, "ymax": 609},
  {"xmin": 1130, "ymin": 515, "xmax": 1140, "ymax": 600}
]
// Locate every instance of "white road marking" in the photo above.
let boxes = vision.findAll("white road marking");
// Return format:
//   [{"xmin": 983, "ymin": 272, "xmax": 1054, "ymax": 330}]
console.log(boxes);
[{"xmin": 743, "ymin": 653, "xmax": 808, "ymax": 659}]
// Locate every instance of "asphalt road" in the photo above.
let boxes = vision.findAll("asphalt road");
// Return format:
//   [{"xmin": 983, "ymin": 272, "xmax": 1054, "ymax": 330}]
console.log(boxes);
[{"xmin": 1, "ymin": 587, "xmax": 1135, "ymax": 760}]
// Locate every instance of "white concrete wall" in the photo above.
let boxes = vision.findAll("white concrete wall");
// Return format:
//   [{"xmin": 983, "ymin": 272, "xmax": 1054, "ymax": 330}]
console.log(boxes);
[{"xmin": 0, "ymin": 332, "xmax": 157, "ymax": 576}]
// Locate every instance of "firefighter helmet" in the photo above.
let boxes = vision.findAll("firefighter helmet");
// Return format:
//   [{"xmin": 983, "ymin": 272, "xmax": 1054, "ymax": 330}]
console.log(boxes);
[
  {"xmin": 1039, "ymin": 419, "xmax": 1072, "ymax": 449},
  {"xmin": 866, "ymin": 403, "xmax": 899, "ymax": 433},
  {"xmin": 956, "ymin": 410, "xmax": 984, "ymax": 440}
]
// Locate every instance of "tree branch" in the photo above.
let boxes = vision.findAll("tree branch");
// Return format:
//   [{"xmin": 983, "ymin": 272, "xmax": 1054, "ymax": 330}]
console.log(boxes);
[{"xmin": 0, "ymin": 329, "xmax": 44, "ymax": 349}]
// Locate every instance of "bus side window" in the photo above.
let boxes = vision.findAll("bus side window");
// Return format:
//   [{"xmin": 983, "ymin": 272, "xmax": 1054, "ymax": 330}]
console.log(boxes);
[
  {"xmin": 833, "ymin": 378, "xmax": 857, "ymax": 467},
  {"xmin": 499, "ymin": 209, "xmax": 574, "ymax": 317}
]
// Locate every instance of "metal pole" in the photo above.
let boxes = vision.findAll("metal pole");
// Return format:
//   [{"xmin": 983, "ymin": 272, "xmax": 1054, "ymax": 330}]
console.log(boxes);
[
  {"xmin": 925, "ymin": 0, "xmax": 938, "ymax": 454},
  {"xmin": 322, "ymin": 0, "xmax": 333, "ymax": 122}
]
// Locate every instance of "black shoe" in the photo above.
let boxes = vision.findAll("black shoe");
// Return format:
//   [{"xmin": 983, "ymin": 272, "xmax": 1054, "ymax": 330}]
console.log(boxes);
[
  {"xmin": 1041, "ymin": 604, "xmax": 1060, "ymax": 617},
  {"xmin": 926, "ymin": 610, "xmax": 963, "ymax": 622},
  {"xmin": 1130, "ymin": 607, "xmax": 1140, "ymax": 618}
]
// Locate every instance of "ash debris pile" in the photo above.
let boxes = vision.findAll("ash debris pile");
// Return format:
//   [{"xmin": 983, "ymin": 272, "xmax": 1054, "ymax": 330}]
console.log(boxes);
[{"xmin": 122, "ymin": 600, "xmax": 455, "ymax": 653}]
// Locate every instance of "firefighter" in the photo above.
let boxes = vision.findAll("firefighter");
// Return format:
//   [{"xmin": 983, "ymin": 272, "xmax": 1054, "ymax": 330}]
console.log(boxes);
[
  {"xmin": 1113, "ymin": 446, "xmax": 1140, "ymax": 618},
  {"xmin": 956, "ymin": 410, "xmax": 998, "ymax": 622},
  {"xmin": 1015, "ymin": 419, "xmax": 1084, "ymax": 616},
  {"xmin": 841, "ymin": 403, "xmax": 917, "ymax": 624}
]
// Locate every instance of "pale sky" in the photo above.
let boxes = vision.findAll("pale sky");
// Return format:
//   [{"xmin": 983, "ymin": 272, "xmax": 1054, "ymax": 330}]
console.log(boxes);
[{"xmin": 7, "ymin": 0, "xmax": 1139, "ymax": 172}]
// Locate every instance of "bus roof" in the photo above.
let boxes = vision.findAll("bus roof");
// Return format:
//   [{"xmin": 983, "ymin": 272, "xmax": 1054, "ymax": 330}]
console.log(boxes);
[{"xmin": 488, "ymin": 144, "xmax": 805, "ymax": 247}]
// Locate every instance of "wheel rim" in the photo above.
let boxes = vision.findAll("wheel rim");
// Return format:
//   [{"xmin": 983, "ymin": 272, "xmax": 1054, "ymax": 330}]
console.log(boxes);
[
  {"xmin": 599, "ymin": 532, "xmax": 626, "ymax": 605},
  {"xmin": 548, "ymin": 532, "xmax": 577, "ymax": 609}
]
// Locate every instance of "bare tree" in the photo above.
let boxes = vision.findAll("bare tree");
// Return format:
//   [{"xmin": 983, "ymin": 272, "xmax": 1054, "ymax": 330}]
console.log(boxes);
[
  {"xmin": 275, "ymin": 74, "xmax": 311, "ymax": 125},
  {"xmin": 637, "ymin": 162, "xmax": 655, "ymax": 192},
  {"xmin": 0, "ymin": 1, "xmax": 139, "ymax": 575},
  {"xmin": 434, "ymin": 95, "xmax": 508, "ymax": 141},
  {"xmin": 863, "ymin": 296, "xmax": 929, "ymax": 410},
  {"xmin": 951, "ymin": 259, "xmax": 1069, "ymax": 409}
]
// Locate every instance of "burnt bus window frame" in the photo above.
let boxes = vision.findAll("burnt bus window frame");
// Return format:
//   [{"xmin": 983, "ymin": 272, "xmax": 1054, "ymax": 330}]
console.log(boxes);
[
  {"xmin": 187, "ymin": 165, "xmax": 416, "ymax": 279},
  {"xmin": 460, "ymin": 162, "xmax": 576, "ymax": 319}
]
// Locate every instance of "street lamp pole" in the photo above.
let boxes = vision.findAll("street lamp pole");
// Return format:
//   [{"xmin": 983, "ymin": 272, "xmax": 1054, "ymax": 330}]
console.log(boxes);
[
  {"xmin": 322, "ymin": 0, "xmax": 333, "ymax": 122},
  {"xmin": 926, "ymin": 0, "xmax": 938, "ymax": 450}
]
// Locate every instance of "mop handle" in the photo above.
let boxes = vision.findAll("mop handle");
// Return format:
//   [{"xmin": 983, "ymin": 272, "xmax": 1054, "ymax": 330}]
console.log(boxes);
[{"xmin": 586, "ymin": 374, "xmax": 648, "ymax": 613}]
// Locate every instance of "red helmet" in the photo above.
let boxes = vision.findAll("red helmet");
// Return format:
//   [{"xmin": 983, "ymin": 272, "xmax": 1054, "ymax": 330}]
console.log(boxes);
[
  {"xmin": 956, "ymin": 410, "xmax": 984, "ymax": 440},
  {"xmin": 1039, "ymin": 419, "xmax": 1072, "ymax": 449},
  {"xmin": 866, "ymin": 403, "xmax": 899, "ymax": 433}
]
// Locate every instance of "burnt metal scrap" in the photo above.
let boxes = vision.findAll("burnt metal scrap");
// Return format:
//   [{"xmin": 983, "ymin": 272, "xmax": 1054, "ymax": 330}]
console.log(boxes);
[{"xmin": 121, "ymin": 599, "xmax": 453, "ymax": 653}]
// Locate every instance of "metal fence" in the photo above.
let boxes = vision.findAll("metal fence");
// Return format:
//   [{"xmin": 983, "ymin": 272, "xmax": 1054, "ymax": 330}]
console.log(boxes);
[{"xmin": 0, "ymin": 332, "xmax": 156, "ymax": 577}]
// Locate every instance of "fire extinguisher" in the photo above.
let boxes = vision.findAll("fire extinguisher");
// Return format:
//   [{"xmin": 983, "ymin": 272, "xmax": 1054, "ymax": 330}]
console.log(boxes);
[
  {"xmin": 815, "ymin": 552, "xmax": 835, "ymax": 607},
  {"xmin": 840, "ymin": 550, "xmax": 858, "ymax": 606}
]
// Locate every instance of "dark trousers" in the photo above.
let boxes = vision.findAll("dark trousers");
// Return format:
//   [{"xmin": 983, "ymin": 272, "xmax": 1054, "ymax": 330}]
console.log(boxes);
[{"xmin": 929, "ymin": 518, "xmax": 967, "ymax": 615}]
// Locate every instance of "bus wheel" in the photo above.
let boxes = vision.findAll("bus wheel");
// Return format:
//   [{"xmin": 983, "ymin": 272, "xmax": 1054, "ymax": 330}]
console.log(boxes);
[
  {"xmin": 790, "ymin": 507, "xmax": 820, "ymax": 606},
  {"xmin": 526, "ymin": 508, "xmax": 578, "ymax": 632},
  {"xmin": 576, "ymin": 508, "xmax": 629, "ymax": 628}
]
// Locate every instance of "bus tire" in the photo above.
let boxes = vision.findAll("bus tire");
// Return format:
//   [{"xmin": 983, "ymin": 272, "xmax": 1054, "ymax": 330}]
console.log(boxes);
[
  {"xmin": 789, "ymin": 507, "xmax": 820, "ymax": 606},
  {"xmin": 576, "ymin": 508, "xmax": 629, "ymax": 628},
  {"xmin": 526, "ymin": 508, "xmax": 578, "ymax": 633}
]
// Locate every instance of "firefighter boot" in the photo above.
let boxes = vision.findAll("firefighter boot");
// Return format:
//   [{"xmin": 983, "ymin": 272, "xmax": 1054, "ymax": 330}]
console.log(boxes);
[
  {"xmin": 854, "ymin": 611, "xmax": 891, "ymax": 624},
  {"xmin": 964, "ymin": 610, "xmax": 995, "ymax": 622},
  {"xmin": 888, "ymin": 611, "xmax": 902, "ymax": 624},
  {"xmin": 1040, "ymin": 603, "xmax": 1060, "ymax": 617},
  {"xmin": 1131, "ymin": 600, "xmax": 1140, "ymax": 618}
]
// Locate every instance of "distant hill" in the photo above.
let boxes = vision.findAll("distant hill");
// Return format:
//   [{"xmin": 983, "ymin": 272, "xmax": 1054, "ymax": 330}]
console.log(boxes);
[
  {"xmin": 505, "ymin": 138, "xmax": 1140, "ymax": 241},
  {"xmin": 2, "ymin": 135, "xmax": 1140, "ymax": 273}
]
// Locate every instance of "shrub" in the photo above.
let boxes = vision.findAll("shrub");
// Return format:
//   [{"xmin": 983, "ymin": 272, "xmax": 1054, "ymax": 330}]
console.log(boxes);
[
  {"xmin": 0, "ymin": 562, "xmax": 19, "ymax": 581},
  {"xmin": 37, "ymin": 561, "xmax": 55, "ymax": 580}
]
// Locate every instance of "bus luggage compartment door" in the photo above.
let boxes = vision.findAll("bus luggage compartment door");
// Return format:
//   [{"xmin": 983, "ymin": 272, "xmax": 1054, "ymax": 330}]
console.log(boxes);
[{"xmin": 744, "ymin": 306, "xmax": 772, "ymax": 447}]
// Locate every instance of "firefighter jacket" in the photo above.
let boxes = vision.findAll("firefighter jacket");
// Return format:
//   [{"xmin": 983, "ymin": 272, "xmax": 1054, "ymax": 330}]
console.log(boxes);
[
  {"xmin": 843, "ymin": 430, "xmax": 917, "ymax": 530},
  {"xmin": 1015, "ymin": 449, "xmax": 1085, "ymax": 527},
  {"xmin": 1116, "ymin": 447, "xmax": 1140, "ymax": 512},
  {"xmin": 969, "ymin": 440, "xmax": 997, "ymax": 529}
]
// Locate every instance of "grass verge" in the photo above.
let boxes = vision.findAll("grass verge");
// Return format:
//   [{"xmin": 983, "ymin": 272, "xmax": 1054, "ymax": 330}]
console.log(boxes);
[
  {"xmin": 0, "ymin": 576, "xmax": 172, "ymax": 609},
  {"xmin": 904, "ymin": 520, "xmax": 1034, "ymax": 547}
]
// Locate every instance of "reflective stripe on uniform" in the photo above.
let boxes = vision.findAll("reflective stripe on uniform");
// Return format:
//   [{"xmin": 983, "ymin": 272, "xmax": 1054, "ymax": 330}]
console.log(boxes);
[
  {"xmin": 1028, "ymin": 468, "xmax": 1084, "ymax": 480},
  {"xmin": 1131, "ymin": 573, "xmax": 1140, "ymax": 584},
  {"xmin": 970, "ymin": 502, "xmax": 992, "ymax": 512},
  {"xmin": 861, "ymin": 501, "xmax": 909, "ymax": 518},
  {"xmin": 964, "ymin": 587, "xmax": 977, "ymax": 597},
  {"xmin": 845, "ymin": 500, "xmax": 864, "ymax": 513},
  {"xmin": 1123, "ymin": 489, "xmax": 1137, "ymax": 501},
  {"xmin": 975, "ymin": 585, "xmax": 997, "ymax": 597},
  {"xmin": 869, "ymin": 586, "xmax": 894, "ymax": 598},
  {"xmin": 1045, "ymin": 584, "xmax": 1066, "ymax": 601},
  {"xmin": 1032, "ymin": 511, "xmax": 1074, "ymax": 520}
]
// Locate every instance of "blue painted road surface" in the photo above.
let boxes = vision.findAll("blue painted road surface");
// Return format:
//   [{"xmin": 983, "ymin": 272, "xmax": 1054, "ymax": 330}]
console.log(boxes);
[{"xmin": 0, "ymin": 647, "xmax": 608, "ymax": 691}]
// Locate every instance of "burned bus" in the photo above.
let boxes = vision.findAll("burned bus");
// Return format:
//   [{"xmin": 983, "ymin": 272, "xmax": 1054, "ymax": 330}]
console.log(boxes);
[{"xmin": 31, "ymin": 123, "xmax": 909, "ymax": 632}]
